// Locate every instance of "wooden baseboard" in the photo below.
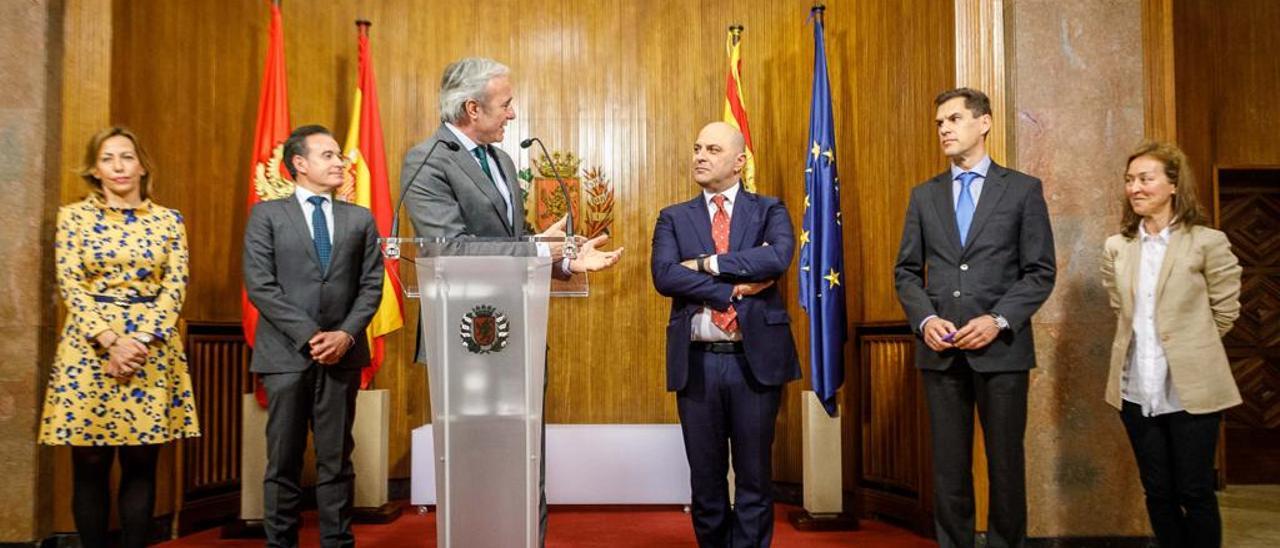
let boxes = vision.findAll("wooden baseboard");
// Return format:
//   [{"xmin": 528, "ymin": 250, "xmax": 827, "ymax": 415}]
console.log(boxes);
[
  {"xmin": 787, "ymin": 509, "xmax": 859, "ymax": 531},
  {"xmin": 1025, "ymin": 537, "xmax": 1156, "ymax": 547},
  {"xmin": 219, "ymin": 519, "xmax": 265, "ymax": 539},
  {"xmin": 353, "ymin": 500, "xmax": 406, "ymax": 524}
]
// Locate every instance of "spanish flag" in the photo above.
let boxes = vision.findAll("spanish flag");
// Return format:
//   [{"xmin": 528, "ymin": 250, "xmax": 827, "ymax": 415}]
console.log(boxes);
[
  {"xmin": 341, "ymin": 20, "xmax": 403, "ymax": 389},
  {"xmin": 722, "ymin": 25, "xmax": 757, "ymax": 193}
]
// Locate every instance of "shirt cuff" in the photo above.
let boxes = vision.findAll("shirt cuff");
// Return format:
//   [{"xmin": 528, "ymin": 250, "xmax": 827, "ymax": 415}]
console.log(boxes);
[
  {"xmin": 919, "ymin": 314, "xmax": 937, "ymax": 333},
  {"xmin": 706, "ymin": 255, "xmax": 721, "ymax": 276}
]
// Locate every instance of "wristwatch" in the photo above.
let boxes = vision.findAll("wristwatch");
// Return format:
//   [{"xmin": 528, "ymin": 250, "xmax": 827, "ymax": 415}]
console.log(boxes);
[
  {"xmin": 696, "ymin": 256, "xmax": 708, "ymax": 273},
  {"xmin": 133, "ymin": 332, "xmax": 155, "ymax": 344},
  {"xmin": 988, "ymin": 313, "xmax": 1009, "ymax": 331}
]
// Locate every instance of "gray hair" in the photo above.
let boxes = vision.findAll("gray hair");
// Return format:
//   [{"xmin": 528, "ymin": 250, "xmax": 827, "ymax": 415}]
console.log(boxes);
[{"xmin": 438, "ymin": 57, "xmax": 511, "ymax": 124}]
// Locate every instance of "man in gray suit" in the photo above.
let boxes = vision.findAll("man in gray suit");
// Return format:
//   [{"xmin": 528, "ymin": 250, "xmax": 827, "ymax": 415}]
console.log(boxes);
[
  {"xmin": 400, "ymin": 57, "xmax": 621, "ymax": 545},
  {"xmin": 894, "ymin": 88, "xmax": 1056, "ymax": 548},
  {"xmin": 400, "ymin": 57, "xmax": 620, "ymax": 269},
  {"xmin": 243, "ymin": 125, "xmax": 385, "ymax": 548}
]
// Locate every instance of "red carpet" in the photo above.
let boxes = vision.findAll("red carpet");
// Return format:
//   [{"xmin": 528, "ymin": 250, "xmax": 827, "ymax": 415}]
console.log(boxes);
[{"xmin": 158, "ymin": 504, "xmax": 937, "ymax": 547}]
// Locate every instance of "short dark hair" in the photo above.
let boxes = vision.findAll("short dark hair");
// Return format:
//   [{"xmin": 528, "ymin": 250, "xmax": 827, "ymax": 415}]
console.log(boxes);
[
  {"xmin": 283, "ymin": 125, "xmax": 332, "ymax": 179},
  {"xmin": 934, "ymin": 87, "xmax": 992, "ymax": 118}
]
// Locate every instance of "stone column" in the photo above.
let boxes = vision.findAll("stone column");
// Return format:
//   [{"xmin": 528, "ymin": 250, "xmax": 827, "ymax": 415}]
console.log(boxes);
[
  {"xmin": 0, "ymin": 0, "xmax": 62, "ymax": 542},
  {"xmin": 1010, "ymin": 0, "xmax": 1151, "ymax": 538}
]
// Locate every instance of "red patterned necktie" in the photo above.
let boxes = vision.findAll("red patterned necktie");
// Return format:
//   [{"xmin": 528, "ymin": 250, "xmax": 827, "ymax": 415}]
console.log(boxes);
[{"xmin": 710, "ymin": 194, "xmax": 738, "ymax": 333}]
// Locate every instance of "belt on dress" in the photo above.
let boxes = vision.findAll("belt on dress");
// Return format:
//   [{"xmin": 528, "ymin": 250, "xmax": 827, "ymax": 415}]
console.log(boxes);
[
  {"xmin": 91, "ymin": 294, "xmax": 157, "ymax": 305},
  {"xmin": 691, "ymin": 341, "xmax": 745, "ymax": 354}
]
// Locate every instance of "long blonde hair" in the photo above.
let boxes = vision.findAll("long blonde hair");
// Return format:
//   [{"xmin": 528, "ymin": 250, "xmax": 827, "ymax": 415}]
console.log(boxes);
[{"xmin": 1121, "ymin": 141, "xmax": 1206, "ymax": 238}]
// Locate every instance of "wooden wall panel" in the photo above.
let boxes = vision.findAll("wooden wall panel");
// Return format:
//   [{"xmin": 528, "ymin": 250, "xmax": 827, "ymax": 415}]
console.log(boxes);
[
  {"xmin": 1142, "ymin": 0, "xmax": 1176, "ymax": 141},
  {"xmin": 857, "ymin": 327, "xmax": 933, "ymax": 534},
  {"xmin": 107, "ymin": 0, "xmax": 953, "ymax": 485},
  {"xmin": 1175, "ymin": 0, "xmax": 1280, "ymax": 203}
]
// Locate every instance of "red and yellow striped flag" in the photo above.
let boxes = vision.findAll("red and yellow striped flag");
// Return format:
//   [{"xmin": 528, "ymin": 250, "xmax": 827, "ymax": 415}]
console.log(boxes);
[
  {"xmin": 341, "ymin": 20, "xmax": 403, "ymax": 389},
  {"xmin": 723, "ymin": 24, "xmax": 757, "ymax": 193}
]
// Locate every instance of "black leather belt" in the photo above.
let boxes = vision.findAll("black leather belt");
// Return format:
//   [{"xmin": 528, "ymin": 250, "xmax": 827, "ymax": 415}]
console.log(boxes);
[
  {"xmin": 691, "ymin": 341, "xmax": 745, "ymax": 354},
  {"xmin": 91, "ymin": 294, "xmax": 157, "ymax": 305}
]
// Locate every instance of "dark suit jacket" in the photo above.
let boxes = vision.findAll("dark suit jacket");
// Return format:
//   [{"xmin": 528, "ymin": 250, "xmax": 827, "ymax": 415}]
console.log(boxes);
[
  {"xmin": 401, "ymin": 124, "xmax": 524, "ymax": 239},
  {"xmin": 893, "ymin": 162, "xmax": 1056, "ymax": 372},
  {"xmin": 243, "ymin": 196, "xmax": 385, "ymax": 373},
  {"xmin": 651, "ymin": 189, "xmax": 801, "ymax": 391}
]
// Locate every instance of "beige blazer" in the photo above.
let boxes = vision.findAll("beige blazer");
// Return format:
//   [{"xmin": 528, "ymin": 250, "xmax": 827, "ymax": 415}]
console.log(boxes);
[{"xmin": 1101, "ymin": 224, "xmax": 1243, "ymax": 414}]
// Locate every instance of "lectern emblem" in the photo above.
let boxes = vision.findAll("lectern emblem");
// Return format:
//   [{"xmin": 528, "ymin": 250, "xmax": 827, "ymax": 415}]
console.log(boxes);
[{"xmin": 460, "ymin": 305, "xmax": 510, "ymax": 354}]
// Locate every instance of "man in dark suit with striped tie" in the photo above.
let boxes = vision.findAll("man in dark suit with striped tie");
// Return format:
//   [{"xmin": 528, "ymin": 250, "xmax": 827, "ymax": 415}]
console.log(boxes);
[
  {"xmin": 243, "ymin": 125, "xmax": 385, "ymax": 548},
  {"xmin": 894, "ymin": 88, "xmax": 1056, "ymax": 548},
  {"xmin": 652, "ymin": 121, "xmax": 800, "ymax": 547}
]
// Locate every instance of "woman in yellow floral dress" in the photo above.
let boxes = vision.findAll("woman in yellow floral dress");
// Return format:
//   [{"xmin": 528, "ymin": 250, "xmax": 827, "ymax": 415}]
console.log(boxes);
[{"xmin": 39, "ymin": 127, "xmax": 199, "ymax": 548}]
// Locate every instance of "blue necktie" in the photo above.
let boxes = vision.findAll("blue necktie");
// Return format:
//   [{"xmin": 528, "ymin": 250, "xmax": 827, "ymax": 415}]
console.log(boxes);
[
  {"xmin": 955, "ymin": 172, "xmax": 979, "ymax": 246},
  {"xmin": 307, "ymin": 195, "xmax": 331, "ymax": 272}
]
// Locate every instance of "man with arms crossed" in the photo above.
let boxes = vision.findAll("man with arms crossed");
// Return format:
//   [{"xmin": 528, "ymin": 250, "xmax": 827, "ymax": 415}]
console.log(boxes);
[
  {"xmin": 894, "ymin": 88, "xmax": 1056, "ymax": 548},
  {"xmin": 652, "ymin": 121, "xmax": 800, "ymax": 547},
  {"xmin": 244, "ymin": 125, "xmax": 385, "ymax": 548}
]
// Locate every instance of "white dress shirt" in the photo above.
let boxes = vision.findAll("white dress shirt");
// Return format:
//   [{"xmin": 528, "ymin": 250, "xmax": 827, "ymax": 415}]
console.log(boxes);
[
  {"xmin": 691, "ymin": 182, "xmax": 742, "ymax": 342},
  {"xmin": 294, "ymin": 186, "xmax": 334, "ymax": 243},
  {"xmin": 1121, "ymin": 222, "xmax": 1184, "ymax": 416}
]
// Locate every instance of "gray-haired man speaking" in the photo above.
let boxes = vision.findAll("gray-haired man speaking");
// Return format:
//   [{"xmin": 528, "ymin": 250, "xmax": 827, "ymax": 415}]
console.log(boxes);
[{"xmin": 399, "ymin": 57, "xmax": 621, "ymax": 546}]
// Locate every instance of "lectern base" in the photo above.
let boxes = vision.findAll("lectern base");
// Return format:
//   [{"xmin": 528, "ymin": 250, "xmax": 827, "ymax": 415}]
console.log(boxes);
[{"xmin": 787, "ymin": 510, "xmax": 859, "ymax": 531}]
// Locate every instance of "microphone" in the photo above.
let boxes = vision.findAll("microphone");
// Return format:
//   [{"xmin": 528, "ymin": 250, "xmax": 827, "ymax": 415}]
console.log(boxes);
[
  {"xmin": 520, "ymin": 136, "xmax": 576, "ymax": 257},
  {"xmin": 391, "ymin": 139, "xmax": 460, "ymax": 240}
]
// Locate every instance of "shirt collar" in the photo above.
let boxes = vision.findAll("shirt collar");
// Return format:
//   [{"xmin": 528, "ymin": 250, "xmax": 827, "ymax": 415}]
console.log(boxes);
[
  {"xmin": 703, "ymin": 181, "xmax": 742, "ymax": 207},
  {"xmin": 444, "ymin": 122, "xmax": 483, "ymax": 153},
  {"xmin": 1138, "ymin": 220, "xmax": 1173, "ymax": 243},
  {"xmin": 295, "ymin": 185, "xmax": 332, "ymax": 204},
  {"xmin": 950, "ymin": 154, "xmax": 992, "ymax": 181}
]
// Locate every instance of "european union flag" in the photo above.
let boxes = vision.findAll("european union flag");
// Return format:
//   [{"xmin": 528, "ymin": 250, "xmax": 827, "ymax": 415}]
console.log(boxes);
[{"xmin": 798, "ymin": 6, "xmax": 847, "ymax": 418}]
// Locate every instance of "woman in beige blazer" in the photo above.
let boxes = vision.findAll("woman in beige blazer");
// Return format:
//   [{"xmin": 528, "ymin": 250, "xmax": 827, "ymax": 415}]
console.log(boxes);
[{"xmin": 1101, "ymin": 141, "xmax": 1242, "ymax": 548}]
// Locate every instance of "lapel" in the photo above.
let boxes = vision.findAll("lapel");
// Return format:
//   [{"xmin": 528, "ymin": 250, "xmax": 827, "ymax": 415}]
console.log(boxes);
[
  {"xmin": 1123, "ymin": 235, "xmax": 1141, "ymax": 310},
  {"xmin": 962, "ymin": 162, "xmax": 1010, "ymax": 254},
  {"xmin": 434, "ymin": 124, "xmax": 514, "ymax": 236},
  {"xmin": 682, "ymin": 195, "xmax": 715, "ymax": 255},
  {"xmin": 495, "ymin": 150, "xmax": 524, "ymax": 237},
  {"xmin": 456, "ymin": 145, "xmax": 514, "ymax": 235},
  {"xmin": 729, "ymin": 189, "xmax": 756, "ymax": 251},
  {"xmin": 326, "ymin": 202, "xmax": 349, "ymax": 275},
  {"xmin": 284, "ymin": 198, "xmax": 323, "ymax": 272},
  {"xmin": 927, "ymin": 172, "xmax": 963, "ymax": 253},
  {"xmin": 1155, "ymin": 226, "xmax": 1189, "ymax": 302}
]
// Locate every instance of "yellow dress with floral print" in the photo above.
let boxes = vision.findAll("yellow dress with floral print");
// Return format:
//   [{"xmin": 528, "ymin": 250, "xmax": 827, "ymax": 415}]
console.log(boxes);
[{"xmin": 39, "ymin": 196, "xmax": 201, "ymax": 446}]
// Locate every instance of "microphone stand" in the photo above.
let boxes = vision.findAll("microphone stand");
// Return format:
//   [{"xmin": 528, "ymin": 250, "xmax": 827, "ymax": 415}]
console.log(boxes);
[{"xmin": 383, "ymin": 139, "xmax": 459, "ymax": 258}]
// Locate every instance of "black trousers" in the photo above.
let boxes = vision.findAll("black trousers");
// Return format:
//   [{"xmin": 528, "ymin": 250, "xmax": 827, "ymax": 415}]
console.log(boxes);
[
  {"xmin": 70, "ymin": 444, "xmax": 161, "ymax": 548},
  {"xmin": 1119, "ymin": 400, "xmax": 1222, "ymax": 548},
  {"xmin": 677, "ymin": 349, "xmax": 782, "ymax": 548},
  {"xmin": 261, "ymin": 366, "xmax": 361, "ymax": 548},
  {"xmin": 922, "ymin": 361, "xmax": 1028, "ymax": 548}
]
